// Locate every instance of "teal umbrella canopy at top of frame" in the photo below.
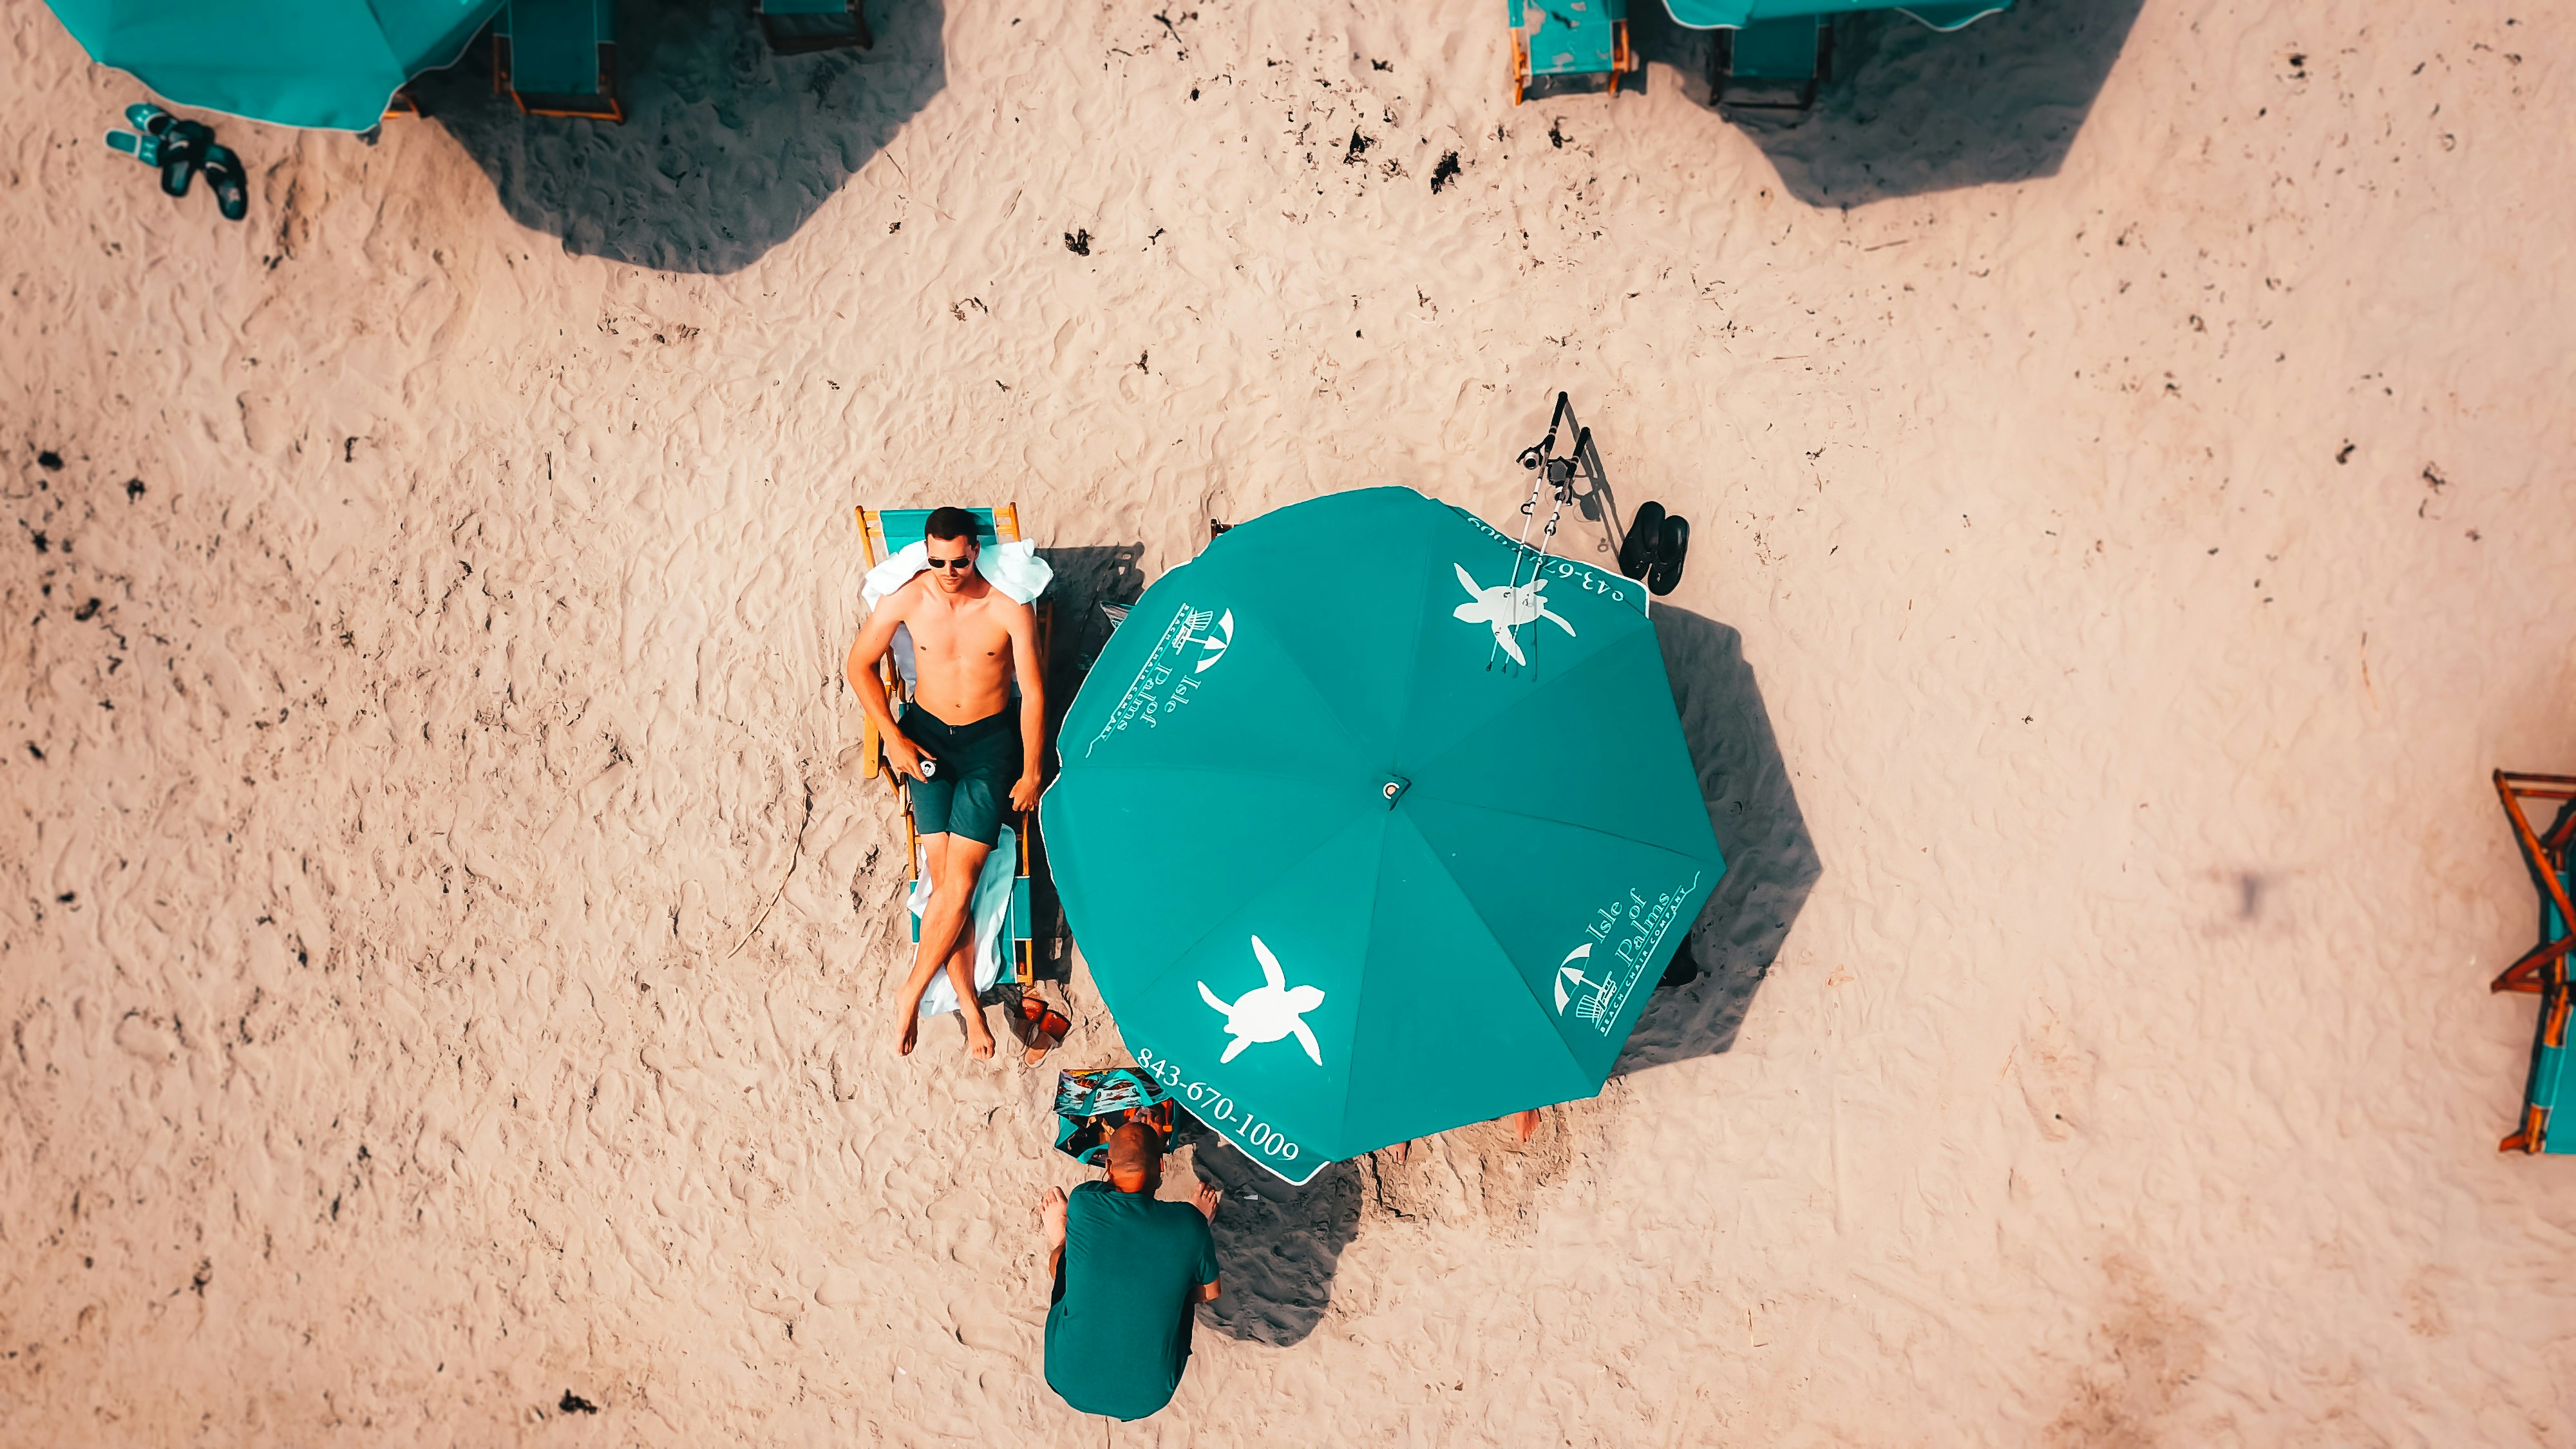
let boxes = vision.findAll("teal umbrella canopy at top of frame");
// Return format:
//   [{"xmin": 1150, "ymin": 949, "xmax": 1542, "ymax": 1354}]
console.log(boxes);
[
  {"xmin": 1661, "ymin": 0, "xmax": 2011, "ymax": 33},
  {"xmin": 1039, "ymin": 487, "xmax": 1727, "ymax": 1184},
  {"xmin": 46, "ymin": 0, "xmax": 507, "ymax": 130}
]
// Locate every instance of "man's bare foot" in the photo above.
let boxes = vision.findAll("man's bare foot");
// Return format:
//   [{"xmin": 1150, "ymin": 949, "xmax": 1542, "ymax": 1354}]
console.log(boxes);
[
  {"xmin": 895, "ymin": 1010, "xmax": 920, "ymax": 1057},
  {"xmin": 1191, "ymin": 1179, "xmax": 1222, "ymax": 1222}
]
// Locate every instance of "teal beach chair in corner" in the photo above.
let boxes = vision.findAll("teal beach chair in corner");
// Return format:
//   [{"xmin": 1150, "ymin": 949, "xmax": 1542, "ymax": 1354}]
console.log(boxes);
[
  {"xmin": 494, "ymin": 0, "xmax": 623, "ymax": 121},
  {"xmin": 1660, "ymin": 0, "xmax": 2012, "ymax": 112},
  {"xmin": 759, "ymin": 0, "xmax": 871, "ymax": 53},
  {"xmin": 1508, "ymin": 0, "xmax": 1633, "ymax": 106},
  {"xmin": 2494, "ymin": 772, "xmax": 2576, "ymax": 1153}
]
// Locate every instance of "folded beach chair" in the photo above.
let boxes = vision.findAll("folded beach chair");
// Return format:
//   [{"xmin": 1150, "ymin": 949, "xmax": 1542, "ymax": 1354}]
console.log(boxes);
[
  {"xmin": 757, "ymin": 0, "xmax": 871, "ymax": 53},
  {"xmin": 1508, "ymin": 0, "xmax": 1633, "ymax": 106},
  {"xmin": 1712, "ymin": 15, "xmax": 1830, "ymax": 109},
  {"xmin": 855, "ymin": 504, "xmax": 1054, "ymax": 984},
  {"xmin": 1662, "ymin": 2, "xmax": 2012, "ymax": 112},
  {"xmin": 494, "ymin": 0, "xmax": 623, "ymax": 122},
  {"xmin": 2494, "ymin": 772, "xmax": 2576, "ymax": 1153}
]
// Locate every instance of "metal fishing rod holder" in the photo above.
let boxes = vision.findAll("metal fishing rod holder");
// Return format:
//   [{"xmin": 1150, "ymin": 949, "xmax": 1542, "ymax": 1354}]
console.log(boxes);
[
  {"xmin": 1515, "ymin": 390, "xmax": 1620, "ymax": 560},
  {"xmin": 1511, "ymin": 390, "xmax": 1691, "ymax": 598}
]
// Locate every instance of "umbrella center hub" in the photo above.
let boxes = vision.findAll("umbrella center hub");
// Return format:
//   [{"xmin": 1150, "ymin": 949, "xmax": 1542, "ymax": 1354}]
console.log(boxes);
[{"xmin": 1381, "ymin": 774, "xmax": 1410, "ymax": 808}]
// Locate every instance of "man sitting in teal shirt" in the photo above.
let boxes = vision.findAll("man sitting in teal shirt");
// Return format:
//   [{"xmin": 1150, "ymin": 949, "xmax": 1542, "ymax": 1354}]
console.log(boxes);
[{"xmin": 1041, "ymin": 1123, "xmax": 1223, "ymax": 1420}]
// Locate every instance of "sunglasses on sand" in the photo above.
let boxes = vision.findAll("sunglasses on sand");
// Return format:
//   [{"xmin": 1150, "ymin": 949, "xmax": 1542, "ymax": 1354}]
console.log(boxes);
[{"xmin": 925, "ymin": 553, "xmax": 974, "ymax": 571}]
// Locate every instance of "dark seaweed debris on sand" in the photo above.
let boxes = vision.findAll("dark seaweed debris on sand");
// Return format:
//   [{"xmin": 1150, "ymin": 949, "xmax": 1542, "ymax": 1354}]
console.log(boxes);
[
  {"xmin": 1064, "ymin": 229, "xmax": 1092, "ymax": 256},
  {"xmin": 559, "ymin": 1391, "xmax": 599, "ymax": 1414},
  {"xmin": 1430, "ymin": 151, "xmax": 1462, "ymax": 194}
]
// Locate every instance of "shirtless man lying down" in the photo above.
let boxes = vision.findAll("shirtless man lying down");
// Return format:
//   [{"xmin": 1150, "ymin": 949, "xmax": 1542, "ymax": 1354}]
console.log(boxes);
[{"xmin": 846, "ymin": 506, "xmax": 1046, "ymax": 1059}]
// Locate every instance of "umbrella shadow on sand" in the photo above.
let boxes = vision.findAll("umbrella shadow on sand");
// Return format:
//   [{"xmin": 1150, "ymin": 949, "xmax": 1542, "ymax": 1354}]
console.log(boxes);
[
  {"xmin": 1625, "ymin": 0, "xmax": 2147, "ymax": 207},
  {"xmin": 411, "ymin": 0, "xmax": 942, "ymax": 274},
  {"xmin": 1173, "ymin": 604, "xmax": 1816, "ymax": 1349},
  {"xmin": 1180, "ymin": 1126, "xmax": 1364, "ymax": 1349},
  {"xmin": 1613, "ymin": 605, "xmax": 1820, "ymax": 1075}
]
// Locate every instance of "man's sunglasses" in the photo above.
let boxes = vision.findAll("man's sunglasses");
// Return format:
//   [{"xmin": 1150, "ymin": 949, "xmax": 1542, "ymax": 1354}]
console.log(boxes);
[{"xmin": 925, "ymin": 553, "xmax": 974, "ymax": 571}]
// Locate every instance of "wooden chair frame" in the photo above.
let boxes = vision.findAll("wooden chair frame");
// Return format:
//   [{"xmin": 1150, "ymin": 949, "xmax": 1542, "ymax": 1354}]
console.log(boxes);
[
  {"xmin": 2490, "ymin": 771, "xmax": 2576, "ymax": 995},
  {"xmin": 2494, "ymin": 771, "xmax": 2576, "ymax": 1152}
]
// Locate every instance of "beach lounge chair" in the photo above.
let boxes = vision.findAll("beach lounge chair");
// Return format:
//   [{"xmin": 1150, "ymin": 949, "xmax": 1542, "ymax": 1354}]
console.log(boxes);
[
  {"xmin": 1508, "ymin": 0, "xmax": 1633, "ymax": 106},
  {"xmin": 854, "ymin": 504, "xmax": 1053, "ymax": 984},
  {"xmin": 2493, "ymin": 772, "xmax": 2576, "ymax": 1153},
  {"xmin": 757, "ymin": 0, "xmax": 871, "ymax": 54},
  {"xmin": 494, "ymin": 0, "xmax": 623, "ymax": 122}
]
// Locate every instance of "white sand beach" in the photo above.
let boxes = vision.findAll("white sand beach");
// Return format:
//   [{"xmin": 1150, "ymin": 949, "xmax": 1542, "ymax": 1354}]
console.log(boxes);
[{"xmin": 5, "ymin": 0, "xmax": 2575, "ymax": 1441}]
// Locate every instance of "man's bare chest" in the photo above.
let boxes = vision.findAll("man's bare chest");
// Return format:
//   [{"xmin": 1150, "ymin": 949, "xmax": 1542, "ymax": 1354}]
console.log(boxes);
[{"xmin": 910, "ymin": 603, "xmax": 1011, "ymax": 662}]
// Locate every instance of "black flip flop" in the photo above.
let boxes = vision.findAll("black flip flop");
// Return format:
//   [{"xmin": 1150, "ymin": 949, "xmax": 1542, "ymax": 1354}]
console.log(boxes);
[
  {"xmin": 1618, "ymin": 500, "xmax": 1665, "ymax": 580},
  {"xmin": 158, "ymin": 120, "xmax": 212, "ymax": 198},
  {"xmin": 202, "ymin": 144, "xmax": 247, "ymax": 222},
  {"xmin": 1647, "ymin": 514, "xmax": 1690, "ymax": 596}
]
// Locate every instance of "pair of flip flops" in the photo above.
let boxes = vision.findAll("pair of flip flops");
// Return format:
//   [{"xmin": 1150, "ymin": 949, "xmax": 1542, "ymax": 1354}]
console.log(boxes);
[
  {"xmin": 1011, "ymin": 990, "xmax": 1072, "ymax": 1065},
  {"xmin": 104, "ymin": 104, "xmax": 247, "ymax": 222},
  {"xmin": 1618, "ymin": 501, "xmax": 1692, "ymax": 596}
]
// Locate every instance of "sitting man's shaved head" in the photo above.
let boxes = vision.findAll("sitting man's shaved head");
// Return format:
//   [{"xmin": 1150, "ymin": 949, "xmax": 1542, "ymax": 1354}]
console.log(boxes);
[{"xmin": 1103, "ymin": 1119, "xmax": 1154, "ymax": 1175}]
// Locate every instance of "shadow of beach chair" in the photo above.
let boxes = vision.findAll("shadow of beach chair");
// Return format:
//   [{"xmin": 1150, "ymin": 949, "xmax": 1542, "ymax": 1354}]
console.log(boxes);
[
  {"xmin": 1509, "ymin": 0, "xmax": 1633, "ymax": 106},
  {"xmin": 493, "ymin": 0, "xmax": 624, "ymax": 122},
  {"xmin": 757, "ymin": 0, "xmax": 872, "ymax": 54},
  {"xmin": 855, "ymin": 503, "xmax": 1053, "ymax": 985},
  {"xmin": 2493, "ymin": 772, "xmax": 2576, "ymax": 1153}
]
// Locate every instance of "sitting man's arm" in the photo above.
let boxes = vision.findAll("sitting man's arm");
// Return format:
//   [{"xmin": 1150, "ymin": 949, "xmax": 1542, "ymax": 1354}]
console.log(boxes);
[
  {"xmin": 1189, "ymin": 1177, "xmax": 1220, "ymax": 1303},
  {"xmin": 846, "ymin": 584, "xmax": 929, "ymax": 781},
  {"xmin": 1007, "ymin": 598, "xmax": 1047, "ymax": 813}
]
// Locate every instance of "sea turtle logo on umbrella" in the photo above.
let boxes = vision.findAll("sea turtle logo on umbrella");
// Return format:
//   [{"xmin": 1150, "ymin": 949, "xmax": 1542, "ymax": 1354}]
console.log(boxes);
[
  {"xmin": 1453, "ymin": 564, "xmax": 1575, "ymax": 667},
  {"xmin": 1200, "ymin": 936, "xmax": 1327, "ymax": 1065}
]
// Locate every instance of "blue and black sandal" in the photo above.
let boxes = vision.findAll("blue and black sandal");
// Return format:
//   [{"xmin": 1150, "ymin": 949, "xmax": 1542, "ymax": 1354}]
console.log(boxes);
[
  {"xmin": 104, "ymin": 129, "xmax": 162, "ymax": 164},
  {"xmin": 105, "ymin": 102, "xmax": 175, "ymax": 165},
  {"xmin": 202, "ymin": 144, "xmax": 247, "ymax": 222},
  {"xmin": 158, "ymin": 119, "xmax": 213, "ymax": 198}
]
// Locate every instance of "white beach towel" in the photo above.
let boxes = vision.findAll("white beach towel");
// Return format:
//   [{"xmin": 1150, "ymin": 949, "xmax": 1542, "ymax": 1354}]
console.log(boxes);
[
  {"xmin": 909, "ymin": 822, "xmax": 1018, "ymax": 1017},
  {"xmin": 862, "ymin": 537, "xmax": 1053, "ymax": 611}
]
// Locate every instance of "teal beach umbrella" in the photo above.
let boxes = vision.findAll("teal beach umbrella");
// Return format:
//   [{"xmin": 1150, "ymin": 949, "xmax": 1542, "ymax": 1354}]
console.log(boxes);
[
  {"xmin": 45, "ymin": 0, "xmax": 503, "ymax": 131},
  {"xmin": 1041, "ymin": 488, "xmax": 1725, "ymax": 1184}
]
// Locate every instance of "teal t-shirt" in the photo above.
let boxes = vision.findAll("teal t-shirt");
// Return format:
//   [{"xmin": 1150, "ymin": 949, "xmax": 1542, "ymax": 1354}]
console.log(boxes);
[{"xmin": 1043, "ymin": 1182, "xmax": 1221, "ymax": 1421}]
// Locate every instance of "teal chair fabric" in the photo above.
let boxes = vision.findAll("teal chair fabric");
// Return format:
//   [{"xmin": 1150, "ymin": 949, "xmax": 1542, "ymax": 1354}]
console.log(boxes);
[
  {"xmin": 871, "ymin": 507, "xmax": 1009, "ymax": 554},
  {"xmin": 42, "ymin": 0, "xmax": 504, "ymax": 129},
  {"xmin": 2515, "ymin": 867, "xmax": 2576, "ymax": 1153},
  {"xmin": 498, "ymin": 0, "xmax": 612, "ymax": 102},
  {"xmin": 1509, "ymin": 0, "xmax": 1628, "ymax": 81},
  {"xmin": 1662, "ymin": 0, "xmax": 2010, "ymax": 33},
  {"xmin": 1728, "ymin": 15, "xmax": 1821, "ymax": 78}
]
